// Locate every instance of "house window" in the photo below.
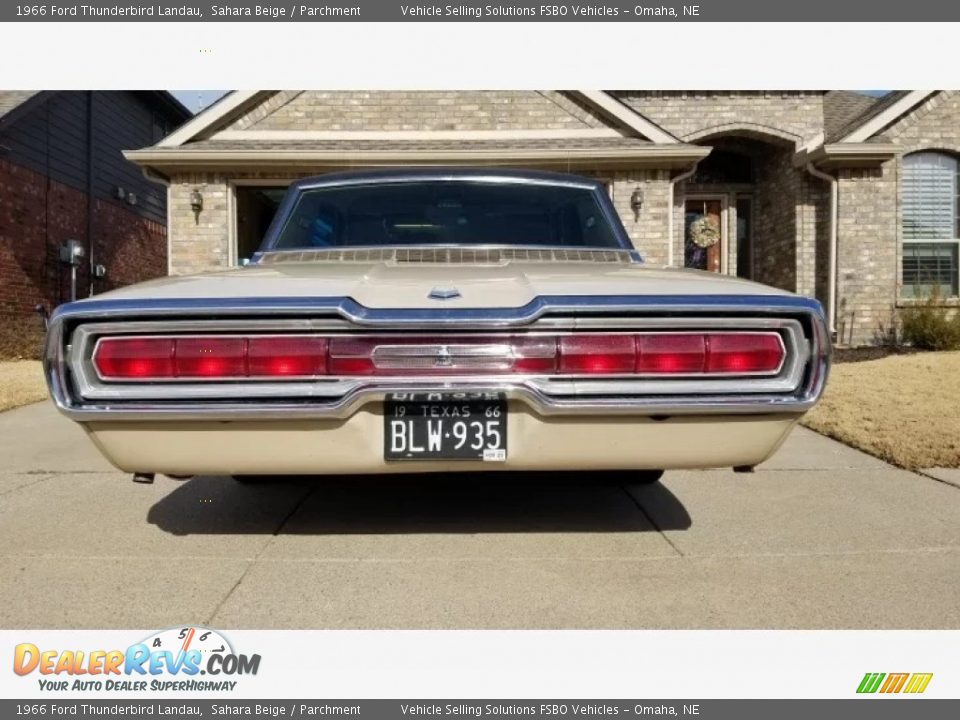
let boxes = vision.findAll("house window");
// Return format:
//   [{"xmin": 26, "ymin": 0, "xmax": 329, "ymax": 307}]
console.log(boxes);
[{"xmin": 902, "ymin": 152, "xmax": 960, "ymax": 297}]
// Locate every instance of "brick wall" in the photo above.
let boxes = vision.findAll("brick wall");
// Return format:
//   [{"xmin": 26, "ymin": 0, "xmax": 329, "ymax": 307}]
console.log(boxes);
[
  {"xmin": 834, "ymin": 91, "xmax": 960, "ymax": 346},
  {"xmin": 614, "ymin": 91, "xmax": 824, "ymax": 146},
  {"xmin": 91, "ymin": 198, "xmax": 167, "ymax": 292},
  {"xmin": 229, "ymin": 91, "xmax": 608, "ymax": 132},
  {"xmin": 835, "ymin": 165, "xmax": 898, "ymax": 346},
  {"xmin": 603, "ymin": 170, "xmax": 672, "ymax": 263},
  {"xmin": 751, "ymin": 148, "xmax": 803, "ymax": 292},
  {"xmin": 168, "ymin": 174, "xmax": 232, "ymax": 275},
  {"xmin": 0, "ymin": 157, "xmax": 166, "ymax": 315}
]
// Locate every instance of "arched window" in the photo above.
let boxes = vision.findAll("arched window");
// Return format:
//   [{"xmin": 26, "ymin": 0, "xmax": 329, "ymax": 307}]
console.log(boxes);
[{"xmin": 902, "ymin": 152, "xmax": 959, "ymax": 297}]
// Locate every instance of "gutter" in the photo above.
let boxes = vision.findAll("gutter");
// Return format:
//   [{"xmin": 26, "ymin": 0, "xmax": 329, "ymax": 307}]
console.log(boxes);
[
  {"xmin": 801, "ymin": 142, "xmax": 897, "ymax": 168},
  {"xmin": 806, "ymin": 163, "xmax": 838, "ymax": 336},
  {"xmin": 123, "ymin": 145, "xmax": 712, "ymax": 169}
]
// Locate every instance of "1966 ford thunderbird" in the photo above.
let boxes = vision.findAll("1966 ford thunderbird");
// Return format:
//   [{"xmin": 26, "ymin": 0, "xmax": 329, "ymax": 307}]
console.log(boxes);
[{"xmin": 43, "ymin": 169, "xmax": 830, "ymax": 482}]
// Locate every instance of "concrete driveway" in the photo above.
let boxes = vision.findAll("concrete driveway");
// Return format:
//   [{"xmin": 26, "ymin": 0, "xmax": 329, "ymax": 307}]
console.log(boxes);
[{"xmin": 1, "ymin": 401, "xmax": 958, "ymax": 629}]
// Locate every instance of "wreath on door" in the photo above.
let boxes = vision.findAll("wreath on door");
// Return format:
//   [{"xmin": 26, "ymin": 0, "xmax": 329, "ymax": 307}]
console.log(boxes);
[{"xmin": 687, "ymin": 215, "xmax": 721, "ymax": 249}]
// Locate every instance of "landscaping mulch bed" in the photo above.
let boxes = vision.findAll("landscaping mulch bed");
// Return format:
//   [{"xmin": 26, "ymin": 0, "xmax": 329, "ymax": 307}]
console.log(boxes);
[{"xmin": 832, "ymin": 346, "xmax": 920, "ymax": 364}]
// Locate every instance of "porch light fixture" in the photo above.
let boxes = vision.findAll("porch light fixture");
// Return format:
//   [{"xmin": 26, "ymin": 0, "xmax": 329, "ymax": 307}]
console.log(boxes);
[
  {"xmin": 190, "ymin": 188, "xmax": 204, "ymax": 224},
  {"xmin": 630, "ymin": 186, "xmax": 644, "ymax": 220}
]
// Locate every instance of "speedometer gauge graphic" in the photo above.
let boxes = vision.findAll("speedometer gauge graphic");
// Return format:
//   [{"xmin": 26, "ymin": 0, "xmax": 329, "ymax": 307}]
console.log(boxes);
[{"xmin": 140, "ymin": 626, "xmax": 234, "ymax": 659}]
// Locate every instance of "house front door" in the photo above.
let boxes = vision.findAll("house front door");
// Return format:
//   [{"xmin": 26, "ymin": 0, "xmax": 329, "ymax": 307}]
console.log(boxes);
[{"xmin": 684, "ymin": 198, "xmax": 723, "ymax": 272}]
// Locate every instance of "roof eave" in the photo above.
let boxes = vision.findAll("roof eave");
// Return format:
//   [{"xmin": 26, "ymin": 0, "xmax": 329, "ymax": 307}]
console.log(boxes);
[
  {"xmin": 123, "ymin": 145, "xmax": 711, "ymax": 174},
  {"xmin": 796, "ymin": 143, "xmax": 899, "ymax": 169}
]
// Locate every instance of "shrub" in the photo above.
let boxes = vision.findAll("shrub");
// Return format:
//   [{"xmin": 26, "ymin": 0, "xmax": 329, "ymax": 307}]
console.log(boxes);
[{"xmin": 900, "ymin": 294, "xmax": 960, "ymax": 351}]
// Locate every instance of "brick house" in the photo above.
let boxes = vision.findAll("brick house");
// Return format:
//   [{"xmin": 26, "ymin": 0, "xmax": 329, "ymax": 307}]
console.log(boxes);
[
  {"xmin": 125, "ymin": 90, "xmax": 960, "ymax": 346},
  {"xmin": 0, "ymin": 90, "xmax": 190, "ymax": 320}
]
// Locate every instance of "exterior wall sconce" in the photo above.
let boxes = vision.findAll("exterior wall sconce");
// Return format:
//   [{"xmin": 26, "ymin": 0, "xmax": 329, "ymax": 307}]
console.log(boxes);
[
  {"xmin": 190, "ymin": 188, "xmax": 204, "ymax": 224},
  {"xmin": 630, "ymin": 186, "xmax": 644, "ymax": 221}
]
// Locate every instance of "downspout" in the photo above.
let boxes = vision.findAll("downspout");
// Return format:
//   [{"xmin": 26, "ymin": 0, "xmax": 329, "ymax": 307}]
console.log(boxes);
[
  {"xmin": 138, "ymin": 166, "xmax": 172, "ymax": 276},
  {"xmin": 667, "ymin": 162, "xmax": 700, "ymax": 267},
  {"xmin": 86, "ymin": 91, "xmax": 95, "ymax": 297},
  {"xmin": 805, "ymin": 163, "xmax": 838, "ymax": 336}
]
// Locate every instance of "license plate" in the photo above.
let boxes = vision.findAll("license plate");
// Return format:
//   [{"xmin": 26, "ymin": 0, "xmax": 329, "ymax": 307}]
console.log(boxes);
[{"xmin": 384, "ymin": 392, "xmax": 507, "ymax": 461}]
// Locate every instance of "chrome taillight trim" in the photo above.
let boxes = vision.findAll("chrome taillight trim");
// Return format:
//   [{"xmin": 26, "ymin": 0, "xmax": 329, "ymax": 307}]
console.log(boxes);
[
  {"xmin": 83, "ymin": 330, "xmax": 788, "ymax": 384},
  {"xmin": 68, "ymin": 322, "xmax": 802, "ymax": 402},
  {"xmin": 43, "ymin": 294, "xmax": 830, "ymax": 420}
]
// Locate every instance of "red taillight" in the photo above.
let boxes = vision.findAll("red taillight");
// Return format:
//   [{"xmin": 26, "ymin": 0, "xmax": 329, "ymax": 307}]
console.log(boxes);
[
  {"xmin": 93, "ymin": 338, "xmax": 175, "ymax": 379},
  {"xmin": 705, "ymin": 333, "xmax": 784, "ymax": 374},
  {"xmin": 92, "ymin": 332, "xmax": 784, "ymax": 380},
  {"xmin": 93, "ymin": 336, "xmax": 329, "ymax": 380},
  {"xmin": 175, "ymin": 337, "xmax": 246, "ymax": 378},
  {"xmin": 637, "ymin": 334, "xmax": 707, "ymax": 373},
  {"xmin": 559, "ymin": 335, "xmax": 636, "ymax": 374},
  {"xmin": 248, "ymin": 336, "xmax": 328, "ymax": 377},
  {"xmin": 635, "ymin": 333, "xmax": 784, "ymax": 374}
]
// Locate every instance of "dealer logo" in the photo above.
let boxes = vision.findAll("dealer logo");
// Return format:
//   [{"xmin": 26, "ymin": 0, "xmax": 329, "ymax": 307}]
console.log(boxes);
[{"xmin": 13, "ymin": 626, "xmax": 260, "ymax": 693}]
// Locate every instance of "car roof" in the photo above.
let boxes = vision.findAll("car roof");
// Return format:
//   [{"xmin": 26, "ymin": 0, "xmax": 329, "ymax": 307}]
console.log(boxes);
[{"xmin": 289, "ymin": 167, "xmax": 604, "ymax": 191}]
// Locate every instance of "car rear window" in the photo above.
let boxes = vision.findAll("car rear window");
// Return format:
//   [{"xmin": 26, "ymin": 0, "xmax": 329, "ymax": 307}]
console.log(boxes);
[{"xmin": 267, "ymin": 180, "xmax": 624, "ymax": 250}]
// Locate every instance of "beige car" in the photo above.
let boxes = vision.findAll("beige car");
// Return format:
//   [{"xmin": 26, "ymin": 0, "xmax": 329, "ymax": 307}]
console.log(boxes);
[{"xmin": 43, "ymin": 170, "xmax": 830, "ymax": 483}]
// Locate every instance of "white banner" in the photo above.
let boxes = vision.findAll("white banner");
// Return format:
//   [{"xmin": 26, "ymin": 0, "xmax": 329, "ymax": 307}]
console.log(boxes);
[{"xmin": 1, "ymin": 630, "xmax": 957, "ymax": 699}]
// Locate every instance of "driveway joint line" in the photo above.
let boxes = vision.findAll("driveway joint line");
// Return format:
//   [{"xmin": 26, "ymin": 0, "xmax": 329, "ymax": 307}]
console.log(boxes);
[
  {"xmin": 0, "ymin": 474, "xmax": 60, "ymax": 498},
  {"xmin": 915, "ymin": 470, "xmax": 960, "ymax": 491},
  {"xmin": 204, "ymin": 483, "xmax": 317, "ymax": 625}
]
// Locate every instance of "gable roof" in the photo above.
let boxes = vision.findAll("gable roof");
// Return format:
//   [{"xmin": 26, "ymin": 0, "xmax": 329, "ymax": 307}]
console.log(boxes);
[
  {"xmin": 827, "ymin": 90, "xmax": 935, "ymax": 143},
  {"xmin": 0, "ymin": 91, "xmax": 48, "ymax": 132},
  {"xmin": 157, "ymin": 90, "xmax": 259, "ymax": 147},
  {"xmin": 823, "ymin": 91, "xmax": 880, "ymax": 142},
  {"xmin": 151, "ymin": 90, "xmax": 679, "ymax": 149},
  {"xmin": 0, "ymin": 90, "xmax": 191, "ymax": 134}
]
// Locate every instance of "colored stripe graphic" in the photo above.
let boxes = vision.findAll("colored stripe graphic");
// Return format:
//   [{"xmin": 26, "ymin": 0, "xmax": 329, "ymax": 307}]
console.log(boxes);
[
  {"xmin": 857, "ymin": 672, "xmax": 932, "ymax": 694},
  {"xmin": 903, "ymin": 673, "xmax": 933, "ymax": 694},
  {"xmin": 880, "ymin": 673, "xmax": 909, "ymax": 693},
  {"xmin": 857, "ymin": 673, "xmax": 885, "ymax": 694}
]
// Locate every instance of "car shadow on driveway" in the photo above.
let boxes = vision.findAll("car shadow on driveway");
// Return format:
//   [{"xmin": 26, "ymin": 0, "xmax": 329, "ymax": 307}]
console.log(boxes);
[{"xmin": 146, "ymin": 471, "xmax": 692, "ymax": 536}]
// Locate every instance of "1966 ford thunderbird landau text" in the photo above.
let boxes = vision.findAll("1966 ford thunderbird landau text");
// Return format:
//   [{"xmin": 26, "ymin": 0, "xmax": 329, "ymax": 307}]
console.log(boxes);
[{"xmin": 43, "ymin": 170, "xmax": 830, "ymax": 482}]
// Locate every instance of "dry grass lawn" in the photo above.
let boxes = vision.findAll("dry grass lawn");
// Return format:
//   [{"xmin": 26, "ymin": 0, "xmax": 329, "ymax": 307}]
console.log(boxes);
[
  {"xmin": 802, "ymin": 351, "xmax": 960, "ymax": 469},
  {"xmin": 0, "ymin": 361, "xmax": 47, "ymax": 413}
]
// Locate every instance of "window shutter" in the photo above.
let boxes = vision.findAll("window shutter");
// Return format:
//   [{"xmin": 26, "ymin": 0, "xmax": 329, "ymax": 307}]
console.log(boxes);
[{"xmin": 902, "ymin": 152, "xmax": 958, "ymax": 240}]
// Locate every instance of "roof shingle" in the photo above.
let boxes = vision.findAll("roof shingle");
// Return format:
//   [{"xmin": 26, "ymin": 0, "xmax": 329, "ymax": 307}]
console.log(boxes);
[{"xmin": 824, "ymin": 90, "xmax": 911, "ymax": 142}]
